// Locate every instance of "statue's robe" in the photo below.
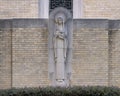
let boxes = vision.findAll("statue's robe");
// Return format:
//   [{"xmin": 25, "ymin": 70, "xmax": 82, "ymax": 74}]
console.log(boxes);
[{"xmin": 53, "ymin": 24, "xmax": 67, "ymax": 81}]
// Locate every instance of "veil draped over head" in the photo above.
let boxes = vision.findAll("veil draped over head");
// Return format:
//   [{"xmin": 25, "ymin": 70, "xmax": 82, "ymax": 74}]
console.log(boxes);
[{"xmin": 55, "ymin": 12, "xmax": 67, "ymax": 23}]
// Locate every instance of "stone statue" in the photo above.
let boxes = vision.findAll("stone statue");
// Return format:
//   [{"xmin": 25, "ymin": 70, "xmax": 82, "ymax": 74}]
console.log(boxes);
[
  {"xmin": 53, "ymin": 16, "xmax": 68, "ymax": 86},
  {"xmin": 49, "ymin": 7, "xmax": 73, "ymax": 87},
  {"xmin": 54, "ymin": 16, "xmax": 67, "ymax": 61}
]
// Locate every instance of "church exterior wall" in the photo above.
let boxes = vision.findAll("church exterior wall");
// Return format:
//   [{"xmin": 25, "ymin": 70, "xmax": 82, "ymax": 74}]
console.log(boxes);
[
  {"xmin": 0, "ymin": 19, "xmax": 120, "ymax": 89},
  {"xmin": 0, "ymin": 0, "xmax": 120, "ymax": 19},
  {"xmin": 12, "ymin": 19, "xmax": 49, "ymax": 88},
  {"xmin": 0, "ymin": 0, "xmax": 38, "ymax": 19},
  {"xmin": 72, "ymin": 19, "xmax": 109, "ymax": 86},
  {"xmin": 0, "ymin": 20, "xmax": 12, "ymax": 89},
  {"xmin": 108, "ymin": 20, "xmax": 120, "ymax": 86},
  {"xmin": 84, "ymin": 0, "xmax": 120, "ymax": 19}
]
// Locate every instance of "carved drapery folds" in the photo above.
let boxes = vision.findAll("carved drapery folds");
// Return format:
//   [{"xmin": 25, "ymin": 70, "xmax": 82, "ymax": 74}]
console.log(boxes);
[{"xmin": 48, "ymin": 7, "xmax": 73, "ymax": 87}]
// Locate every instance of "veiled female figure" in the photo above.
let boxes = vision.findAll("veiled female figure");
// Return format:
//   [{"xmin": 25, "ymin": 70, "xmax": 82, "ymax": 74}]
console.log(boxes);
[{"xmin": 53, "ymin": 16, "xmax": 68, "ymax": 86}]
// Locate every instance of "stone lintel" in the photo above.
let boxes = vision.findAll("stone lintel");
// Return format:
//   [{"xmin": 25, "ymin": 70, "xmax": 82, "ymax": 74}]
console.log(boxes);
[
  {"xmin": 12, "ymin": 19, "xmax": 48, "ymax": 28},
  {"xmin": 0, "ymin": 19, "xmax": 48, "ymax": 28},
  {"xmin": 73, "ymin": 19, "xmax": 109, "ymax": 29},
  {"xmin": 109, "ymin": 20, "xmax": 120, "ymax": 30},
  {"xmin": 1, "ymin": 19, "xmax": 120, "ymax": 29},
  {"xmin": 0, "ymin": 19, "xmax": 12, "ymax": 28}
]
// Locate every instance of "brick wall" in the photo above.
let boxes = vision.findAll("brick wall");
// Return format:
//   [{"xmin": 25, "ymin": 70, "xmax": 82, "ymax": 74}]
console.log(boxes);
[
  {"xmin": 0, "ymin": 20, "xmax": 12, "ymax": 89},
  {"xmin": 72, "ymin": 19, "xmax": 109, "ymax": 86},
  {"xmin": 0, "ymin": 19, "xmax": 120, "ymax": 89},
  {"xmin": 0, "ymin": 0, "xmax": 120, "ymax": 19},
  {"xmin": 84, "ymin": 0, "xmax": 120, "ymax": 19},
  {"xmin": 0, "ymin": 0, "xmax": 38, "ymax": 19},
  {"xmin": 109, "ymin": 20, "xmax": 120, "ymax": 87},
  {"xmin": 12, "ymin": 19, "xmax": 49, "ymax": 88},
  {"xmin": 11, "ymin": 19, "xmax": 110, "ymax": 87}
]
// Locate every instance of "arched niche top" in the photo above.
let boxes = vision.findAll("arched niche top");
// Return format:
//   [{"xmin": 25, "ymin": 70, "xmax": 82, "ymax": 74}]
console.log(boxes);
[{"xmin": 49, "ymin": 7, "xmax": 72, "ymax": 20}]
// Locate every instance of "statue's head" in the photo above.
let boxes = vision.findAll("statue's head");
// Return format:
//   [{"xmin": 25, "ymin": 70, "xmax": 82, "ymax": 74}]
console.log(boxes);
[
  {"xmin": 55, "ymin": 13, "xmax": 66, "ymax": 24},
  {"xmin": 56, "ymin": 17, "xmax": 63, "ymax": 24}
]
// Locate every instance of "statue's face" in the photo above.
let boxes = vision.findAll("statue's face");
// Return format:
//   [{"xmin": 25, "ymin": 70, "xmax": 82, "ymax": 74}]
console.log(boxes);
[{"xmin": 57, "ymin": 17, "xmax": 63, "ymax": 24}]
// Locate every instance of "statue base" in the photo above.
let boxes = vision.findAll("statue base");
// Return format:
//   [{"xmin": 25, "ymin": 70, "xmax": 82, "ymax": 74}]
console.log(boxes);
[{"xmin": 56, "ymin": 79, "xmax": 66, "ymax": 87}]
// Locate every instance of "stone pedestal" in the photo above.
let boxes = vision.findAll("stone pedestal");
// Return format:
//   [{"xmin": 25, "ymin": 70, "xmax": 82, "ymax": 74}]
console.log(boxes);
[{"xmin": 56, "ymin": 80, "xmax": 66, "ymax": 87}]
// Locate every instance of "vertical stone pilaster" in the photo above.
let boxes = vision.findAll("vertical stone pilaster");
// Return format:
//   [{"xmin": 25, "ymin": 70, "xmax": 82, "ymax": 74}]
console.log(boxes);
[
  {"xmin": 73, "ymin": 0, "xmax": 83, "ymax": 18},
  {"xmin": 39, "ymin": 0, "xmax": 49, "ymax": 18}
]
